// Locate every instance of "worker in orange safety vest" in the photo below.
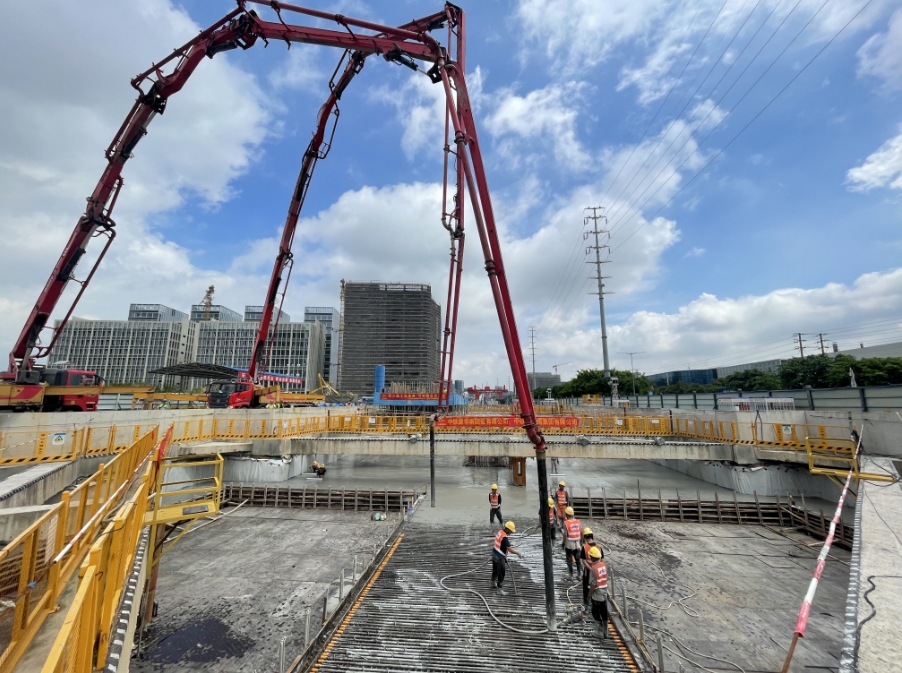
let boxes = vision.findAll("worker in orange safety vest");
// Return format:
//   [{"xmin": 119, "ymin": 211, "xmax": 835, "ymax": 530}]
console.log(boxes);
[
  {"xmin": 544, "ymin": 496, "xmax": 557, "ymax": 542},
  {"xmin": 580, "ymin": 528, "xmax": 600, "ymax": 606},
  {"xmin": 585, "ymin": 545, "xmax": 609, "ymax": 638},
  {"xmin": 554, "ymin": 481, "xmax": 571, "ymax": 534},
  {"xmin": 491, "ymin": 521, "xmax": 522, "ymax": 595},
  {"xmin": 562, "ymin": 506, "xmax": 582, "ymax": 578},
  {"xmin": 488, "ymin": 484, "xmax": 503, "ymax": 527}
]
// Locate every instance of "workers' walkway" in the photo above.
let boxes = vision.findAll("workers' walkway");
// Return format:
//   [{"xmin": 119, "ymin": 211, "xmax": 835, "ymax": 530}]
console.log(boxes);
[
  {"xmin": 847, "ymin": 457, "xmax": 902, "ymax": 673},
  {"xmin": 308, "ymin": 524, "xmax": 637, "ymax": 673}
]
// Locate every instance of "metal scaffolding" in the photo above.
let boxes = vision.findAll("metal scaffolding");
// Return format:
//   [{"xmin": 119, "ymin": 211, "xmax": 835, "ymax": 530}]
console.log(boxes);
[{"xmin": 338, "ymin": 281, "xmax": 441, "ymax": 395}]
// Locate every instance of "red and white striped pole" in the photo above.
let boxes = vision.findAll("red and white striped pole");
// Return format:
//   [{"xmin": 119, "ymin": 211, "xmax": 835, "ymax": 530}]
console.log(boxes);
[{"xmin": 780, "ymin": 431, "xmax": 861, "ymax": 673}]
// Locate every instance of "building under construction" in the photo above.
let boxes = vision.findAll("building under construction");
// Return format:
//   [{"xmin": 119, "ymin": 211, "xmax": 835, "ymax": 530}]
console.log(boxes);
[{"xmin": 339, "ymin": 281, "xmax": 441, "ymax": 395}]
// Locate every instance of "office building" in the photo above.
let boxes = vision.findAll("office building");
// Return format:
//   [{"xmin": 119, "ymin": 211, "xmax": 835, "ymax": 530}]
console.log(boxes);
[
  {"xmin": 49, "ymin": 304, "xmax": 197, "ymax": 388},
  {"xmin": 304, "ymin": 307, "xmax": 341, "ymax": 384},
  {"xmin": 194, "ymin": 320, "xmax": 324, "ymax": 392},
  {"xmin": 647, "ymin": 369, "xmax": 718, "ymax": 387},
  {"xmin": 527, "ymin": 372, "xmax": 561, "ymax": 390},
  {"xmin": 338, "ymin": 281, "xmax": 441, "ymax": 395},
  {"xmin": 48, "ymin": 302, "xmax": 325, "ymax": 391},
  {"xmin": 190, "ymin": 304, "xmax": 243, "ymax": 322},
  {"xmin": 244, "ymin": 306, "xmax": 290, "ymax": 323}
]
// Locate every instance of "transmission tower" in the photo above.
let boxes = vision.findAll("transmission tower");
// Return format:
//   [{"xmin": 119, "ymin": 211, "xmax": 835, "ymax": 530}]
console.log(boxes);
[{"xmin": 585, "ymin": 207, "xmax": 612, "ymax": 377}]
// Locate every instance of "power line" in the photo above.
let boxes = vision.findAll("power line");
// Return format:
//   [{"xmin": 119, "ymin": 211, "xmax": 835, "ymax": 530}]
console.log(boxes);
[{"xmin": 611, "ymin": 0, "xmax": 874, "ymax": 253}]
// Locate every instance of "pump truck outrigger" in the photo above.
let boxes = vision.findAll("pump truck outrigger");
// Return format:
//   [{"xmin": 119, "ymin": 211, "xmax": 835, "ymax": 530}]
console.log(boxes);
[{"xmin": 2, "ymin": 1, "xmax": 561, "ymax": 628}]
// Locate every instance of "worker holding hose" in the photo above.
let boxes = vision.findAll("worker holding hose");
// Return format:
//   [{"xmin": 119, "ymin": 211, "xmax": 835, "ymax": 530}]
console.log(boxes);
[
  {"xmin": 489, "ymin": 484, "xmax": 503, "ymax": 528},
  {"xmin": 585, "ymin": 546, "xmax": 609, "ymax": 638},
  {"xmin": 580, "ymin": 528, "xmax": 600, "ymax": 606},
  {"xmin": 491, "ymin": 521, "xmax": 522, "ymax": 595},
  {"xmin": 563, "ymin": 507, "xmax": 582, "ymax": 578}
]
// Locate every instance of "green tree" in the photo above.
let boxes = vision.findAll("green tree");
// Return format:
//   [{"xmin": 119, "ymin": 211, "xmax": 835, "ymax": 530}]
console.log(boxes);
[
  {"xmin": 550, "ymin": 368, "xmax": 654, "ymax": 398},
  {"xmin": 715, "ymin": 369, "xmax": 782, "ymax": 391}
]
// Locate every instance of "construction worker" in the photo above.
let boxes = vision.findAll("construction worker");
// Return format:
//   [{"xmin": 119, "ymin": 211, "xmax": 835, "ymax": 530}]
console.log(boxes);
[
  {"xmin": 554, "ymin": 481, "xmax": 571, "ymax": 525},
  {"xmin": 316, "ymin": 462, "xmax": 326, "ymax": 477},
  {"xmin": 580, "ymin": 528, "xmax": 600, "ymax": 606},
  {"xmin": 311, "ymin": 461, "xmax": 319, "ymax": 474},
  {"xmin": 585, "ymin": 545, "xmax": 609, "ymax": 638},
  {"xmin": 562, "ymin": 506, "xmax": 582, "ymax": 578},
  {"xmin": 491, "ymin": 521, "xmax": 522, "ymax": 595},
  {"xmin": 545, "ymin": 496, "xmax": 557, "ymax": 542},
  {"xmin": 489, "ymin": 484, "xmax": 503, "ymax": 527}
]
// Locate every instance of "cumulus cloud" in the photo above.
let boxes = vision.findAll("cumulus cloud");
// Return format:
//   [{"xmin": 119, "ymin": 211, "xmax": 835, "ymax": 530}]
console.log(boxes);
[
  {"xmin": 533, "ymin": 267, "xmax": 902, "ymax": 379},
  {"xmin": 0, "ymin": 0, "xmax": 273, "ymax": 355},
  {"xmin": 846, "ymin": 126, "xmax": 902, "ymax": 192}
]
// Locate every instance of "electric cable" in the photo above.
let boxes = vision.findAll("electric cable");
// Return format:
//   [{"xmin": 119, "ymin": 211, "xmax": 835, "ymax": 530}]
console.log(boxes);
[{"xmin": 611, "ymin": 0, "xmax": 875, "ymax": 253}]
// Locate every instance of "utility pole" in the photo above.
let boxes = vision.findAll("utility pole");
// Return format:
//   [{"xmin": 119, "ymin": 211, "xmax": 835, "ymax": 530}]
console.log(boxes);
[
  {"xmin": 585, "ymin": 207, "xmax": 612, "ymax": 377},
  {"xmin": 619, "ymin": 351, "xmax": 645, "ymax": 397},
  {"xmin": 818, "ymin": 333, "xmax": 826, "ymax": 355},
  {"xmin": 529, "ymin": 326, "xmax": 537, "ymax": 393},
  {"xmin": 795, "ymin": 333, "xmax": 806, "ymax": 358}
]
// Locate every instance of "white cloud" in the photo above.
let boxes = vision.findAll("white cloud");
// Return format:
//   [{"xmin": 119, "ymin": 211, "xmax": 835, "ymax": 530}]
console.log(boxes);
[
  {"xmin": 684, "ymin": 247, "xmax": 706, "ymax": 257},
  {"xmin": 534, "ymin": 267, "xmax": 902, "ymax": 377},
  {"xmin": 846, "ymin": 126, "xmax": 902, "ymax": 192},
  {"xmin": 858, "ymin": 7, "xmax": 902, "ymax": 90},
  {"xmin": 517, "ymin": 0, "xmax": 886, "ymax": 104},
  {"xmin": 0, "ymin": 0, "xmax": 272, "ymax": 357},
  {"xmin": 269, "ymin": 46, "xmax": 328, "ymax": 92},
  {"xmin": 485, "ymin": 82, "xmax": 591, "ymax": 170}
]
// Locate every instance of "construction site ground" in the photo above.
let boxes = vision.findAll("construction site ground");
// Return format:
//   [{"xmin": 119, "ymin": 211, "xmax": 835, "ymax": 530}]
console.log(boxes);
[{"xmin": 129, "ymin": 456, "xmax": 851, "ymax": 672}]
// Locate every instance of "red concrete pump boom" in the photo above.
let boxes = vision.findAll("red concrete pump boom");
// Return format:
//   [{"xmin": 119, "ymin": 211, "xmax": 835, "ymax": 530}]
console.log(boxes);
[{"xmin": 5, "ymin": 1, "xmax": 559, "ymax": 626}]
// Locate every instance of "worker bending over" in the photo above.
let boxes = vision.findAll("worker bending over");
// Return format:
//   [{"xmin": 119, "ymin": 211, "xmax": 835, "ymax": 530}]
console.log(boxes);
[
  {"xmin": 580, "ymin": 528, "xmax": 599, "ymax": 606},
  {"xmin": 554, "ymin": 481, "xmax": 571, "ymax": 528},
  {"xmin": 489, "ymin": 484, "xmax": 503, "ymax": 527},
  {"xmin": 562, "ymin": 507, "xmax": 582, "ymax": 578},
  {"xmin": 584, "ymin": 546, "xmax": 609, "ymax": 638},
  {"xmin": 491, "ymin": 521, "xmax": 522, "ymax": 595}
]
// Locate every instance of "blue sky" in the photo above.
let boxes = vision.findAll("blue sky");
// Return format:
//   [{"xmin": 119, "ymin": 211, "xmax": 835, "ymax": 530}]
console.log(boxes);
[{"xmin": 1, "ymin": 0, "xmax": 901, "ymax": 385}]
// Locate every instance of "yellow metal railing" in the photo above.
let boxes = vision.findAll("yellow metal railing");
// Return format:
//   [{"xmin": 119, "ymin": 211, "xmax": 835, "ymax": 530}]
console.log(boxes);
[
  {"xmin": 1, "ymin": 413, "xmax": 866, "ymax": 467},
  {"xmin": 0, "ymin": 428, "xmax": 158, "ymax": 672}
]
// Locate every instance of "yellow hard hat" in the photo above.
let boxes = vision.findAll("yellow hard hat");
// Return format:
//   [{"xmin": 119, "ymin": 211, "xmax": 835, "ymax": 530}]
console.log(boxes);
[
  {"xmin": 582, "ymin": 527, "xmax": 593, "ymax": 536},
  {"xmin": 504, "ymin": 521, "xmax": 516, "ymax": 532},
  {"xmin": 558, "ymin": 481, "xmax": 566, "ymax": 487},
  {"xmin": 589, "ymin": 546, "xmax": 601, "ymax": 559},
  {"xmin": 565, "ymin": 506, "xmax": 574, "ymax": 516},
  {"xmin": 312, "ymin": 461, "xmax": 318, "ymax": 467},
  {"xmin": 491, "ymin": 484, "xmax": 498, "ymax": 490},
  {"xmin": 547, "ymin": 497, "xmax": 555, "ymax": 507}
]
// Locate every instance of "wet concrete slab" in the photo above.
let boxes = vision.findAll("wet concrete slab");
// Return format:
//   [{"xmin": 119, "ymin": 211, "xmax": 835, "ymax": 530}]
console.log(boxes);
[{"xmin": 131, "ymin": 507, "xmax": 400, "ymax": 673}]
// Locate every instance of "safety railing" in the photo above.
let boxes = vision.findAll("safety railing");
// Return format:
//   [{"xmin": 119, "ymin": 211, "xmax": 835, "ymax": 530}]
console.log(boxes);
[
  {"xmin": 0, "ymin": 428, "xmax": 158, "ymax": 672},
  {"xmin": 1, "ymin": 412, "xmax": 864, "ymax": 467}
]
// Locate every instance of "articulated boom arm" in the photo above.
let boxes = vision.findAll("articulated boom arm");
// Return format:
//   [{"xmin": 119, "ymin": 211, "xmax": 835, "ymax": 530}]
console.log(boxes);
[{"xmin": 9, "ymin": 1, "xmax": 559, "ymax": 625}]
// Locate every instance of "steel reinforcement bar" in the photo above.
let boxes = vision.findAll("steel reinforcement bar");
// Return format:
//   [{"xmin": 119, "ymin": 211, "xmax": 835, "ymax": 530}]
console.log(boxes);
[
  {"xmin": 222, "ymin": 483, "xmax": 425, "ymax": 512},
  {"xmin": 570, "ymin": 491, "xmax": 854, "ymax": 550}
]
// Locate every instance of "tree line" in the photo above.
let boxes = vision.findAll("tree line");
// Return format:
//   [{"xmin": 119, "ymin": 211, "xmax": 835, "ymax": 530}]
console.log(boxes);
[{"xmin": 535, "ymin": 354, "xmax": 902, "ymax": 398}]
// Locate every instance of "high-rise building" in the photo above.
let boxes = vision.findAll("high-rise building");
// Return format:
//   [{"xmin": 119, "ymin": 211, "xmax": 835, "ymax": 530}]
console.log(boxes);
[
  {"xmin": 527, "ymin": 372, "xmax": 561, "ymax": 390},
  {"xmin": 243, "ymin": 306, "xmax": 290, "ymax": 323},
  {"xmin": 338, "ymin": 281, "xmax": 441, "ymax": 395},
  {"xmin": 194, "ymin": 321, "xmax": 324, "ymax": 391},
  {"xmin": 49, "ymin": 304, "xmax": 197, "ymax": 388},
  {"xmin": 304, "ymin": 307, "xmax": 341, "ymax": 384},
  {"xmin": 189, "ymin": 304, "xmax": 242, "ymax": 322},
  {"xmin": 48, "ymin": 302, "xmax": 325, "ymax": 391}
]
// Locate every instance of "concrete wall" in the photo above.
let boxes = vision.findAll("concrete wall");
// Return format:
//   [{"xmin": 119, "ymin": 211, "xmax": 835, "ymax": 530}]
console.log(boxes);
[
  {"xmin": 652, "ymin": 459, "xmax": 851, "ymax": 506},
  {"xmin": 0, "ymin": 504, "xmax": 55, "ymax": 543},
  {"xmin": 0, "ymin": 456, "xmax": 105, "ymax": 509}
]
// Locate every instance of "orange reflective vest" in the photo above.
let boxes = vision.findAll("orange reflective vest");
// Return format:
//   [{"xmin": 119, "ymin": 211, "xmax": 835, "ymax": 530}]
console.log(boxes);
[
  {"xmin": 566, "ymin": 518, "xmax": 582, "ymax": 541},
  {"xmin": 592, "ymin": 561, "xmax": 609, "ymax": 590},
  {"xmin": 489, "ymin": 492, "xmax": 500, "ymax": 508},
  {"xmin": 555, "ymin": 489, "xmax": 569, "ymax": 506},
  {"xmin": 548, "ymin": 506, "xmax": 555, "ymax": 524},
  {"xmin": 583, "ymin": 542, "xmax": 596, "ymax": 559},
  {"xmin": 493, "ymin": 529, "xmax": 508, "ymax": 557}
]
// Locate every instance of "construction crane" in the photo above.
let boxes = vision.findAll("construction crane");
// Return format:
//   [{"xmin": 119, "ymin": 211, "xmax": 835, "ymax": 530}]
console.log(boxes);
[
  {"xmin": 1, "ymin": 2, "xmax": 560, "ymax": 624},
  {"xmin": 552, "ymin": 361, "xmax": 572, "ymax": 375},
  {"xmin": 200, "ymin": 285, "xmax": 215, "ymax": 321}
]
